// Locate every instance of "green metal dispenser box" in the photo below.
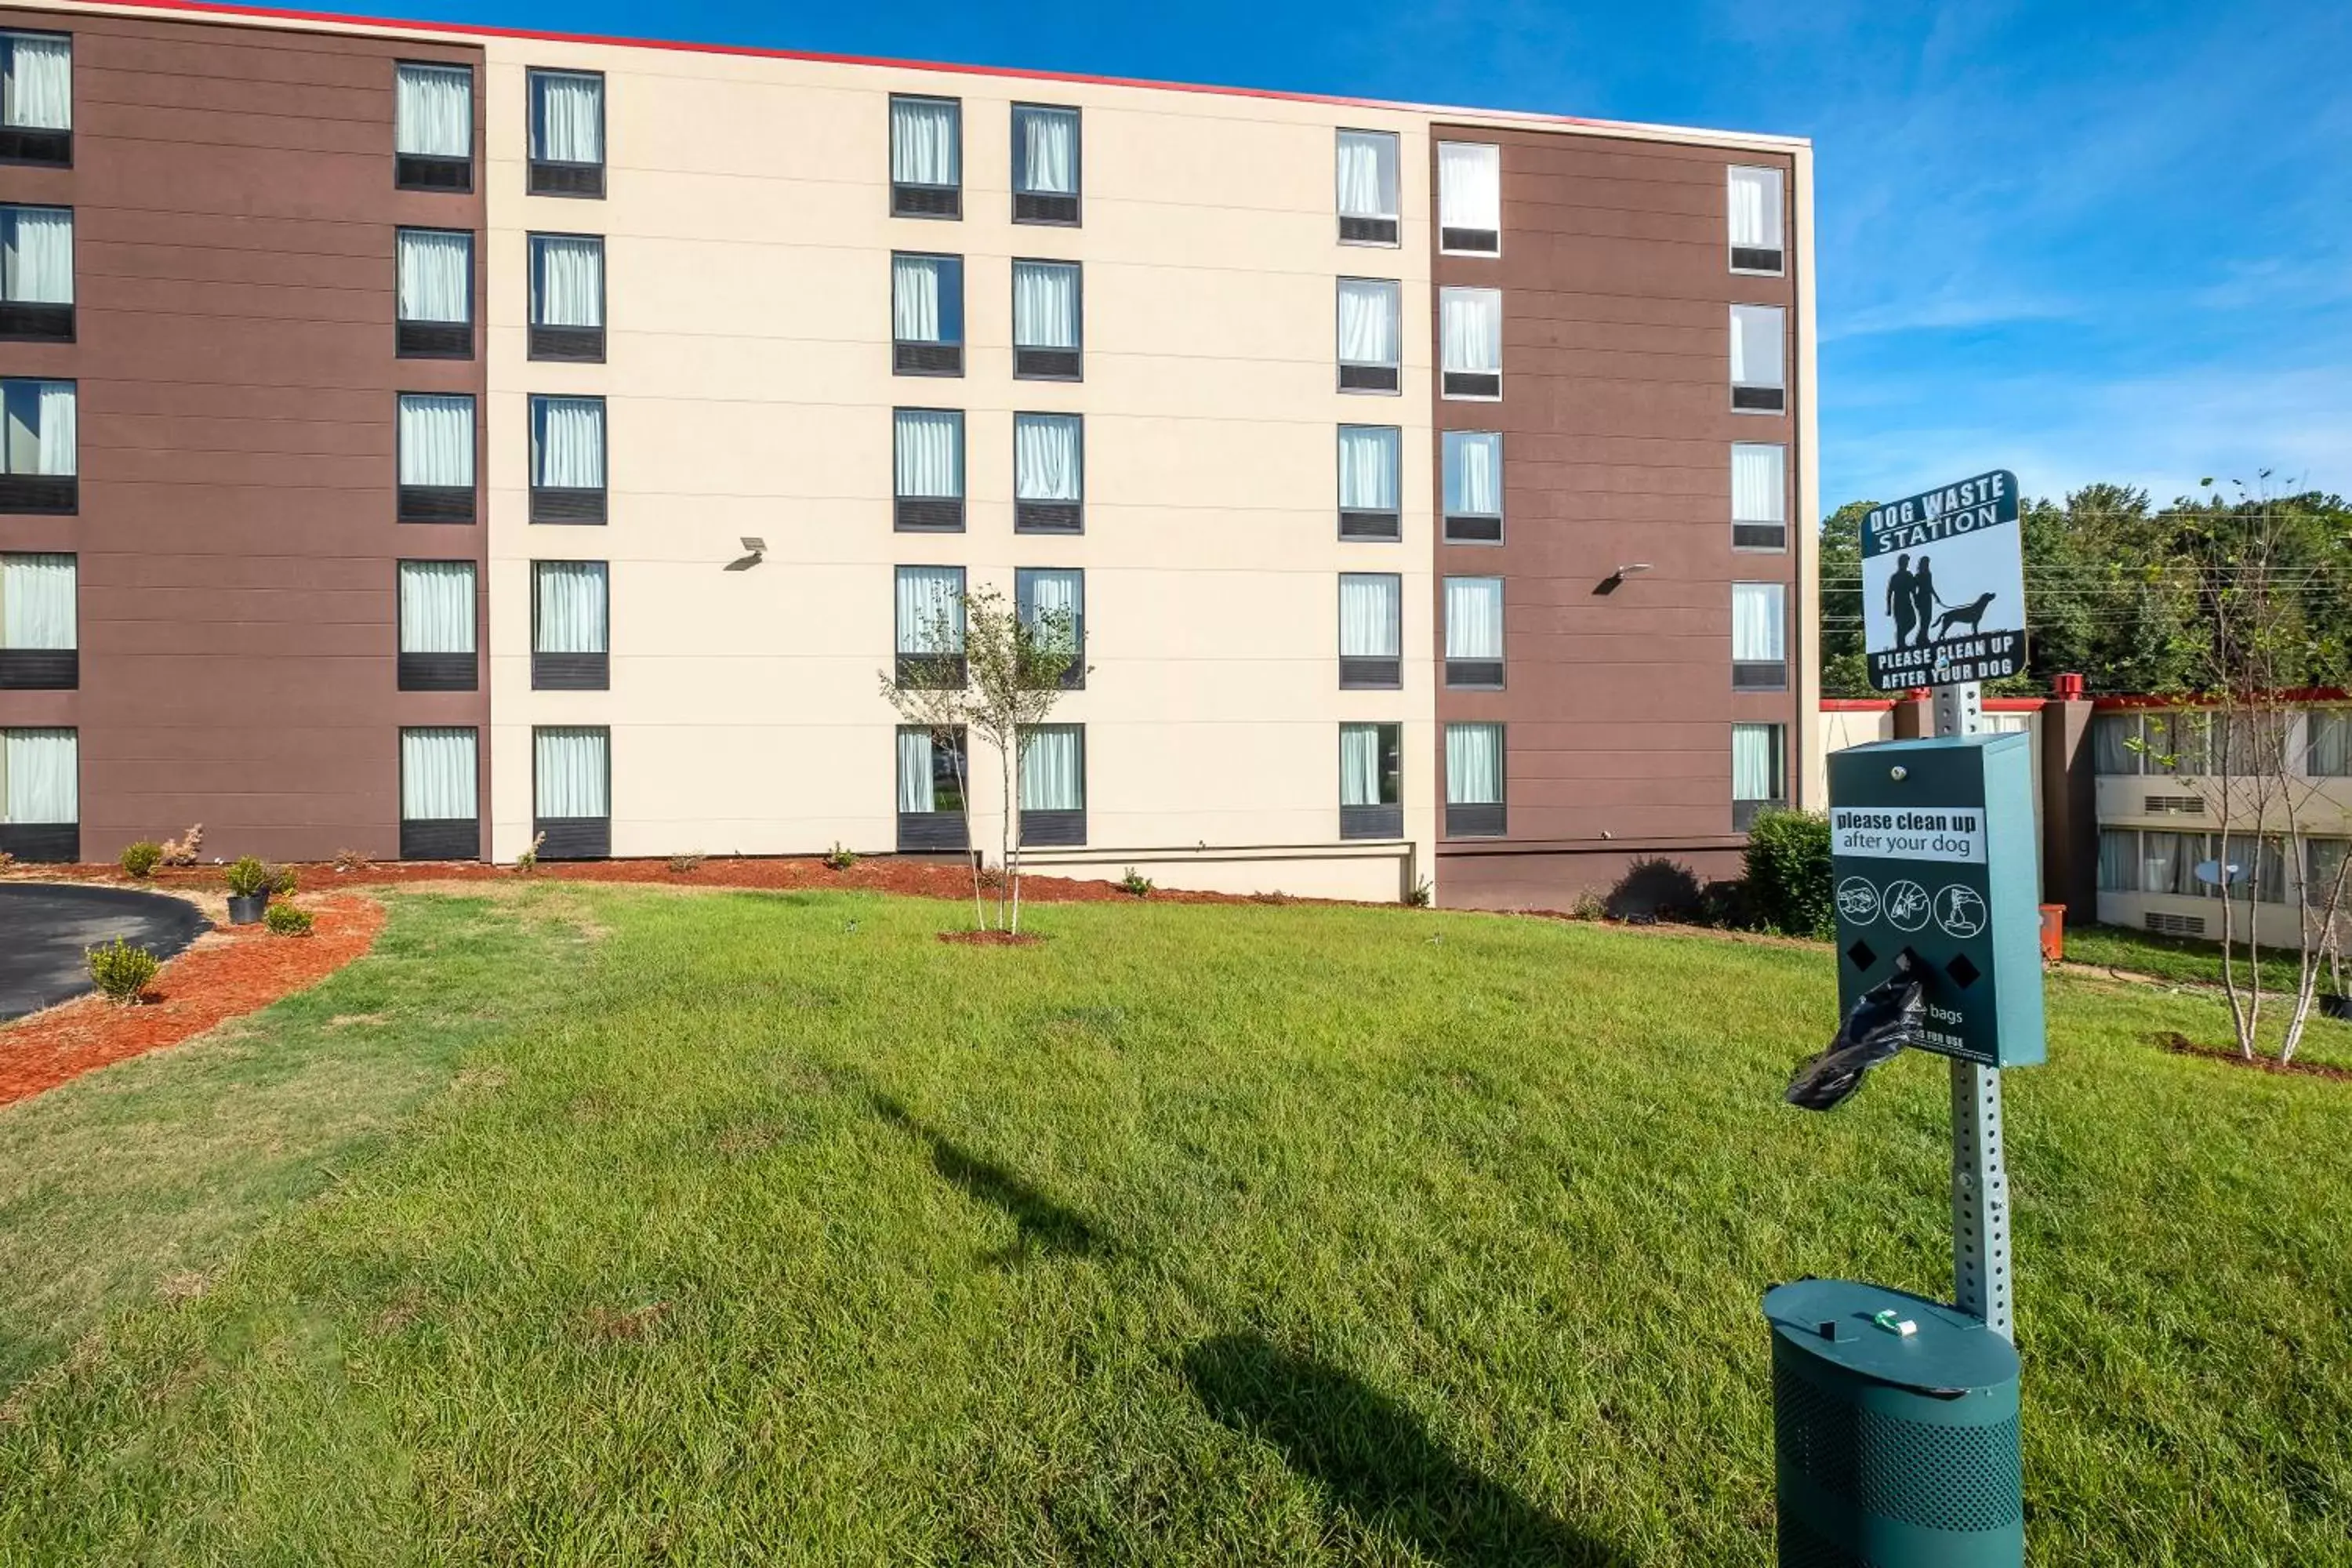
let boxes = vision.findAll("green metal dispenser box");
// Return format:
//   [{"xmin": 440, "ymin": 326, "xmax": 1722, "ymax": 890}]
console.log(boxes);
[{"xmin": 1828, "ymin": 733, "xmax": 2045, "ymax": 1069}]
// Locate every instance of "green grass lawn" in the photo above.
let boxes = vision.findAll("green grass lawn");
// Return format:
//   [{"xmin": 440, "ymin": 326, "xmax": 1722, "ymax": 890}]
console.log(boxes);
[
  {"xmin": 2, "ymin": 886, "xmax": 2347, "ymax": 1565},
  {"xmin": 2063, "ymin": 919, "xmax": 2342, "ymax": 999}
]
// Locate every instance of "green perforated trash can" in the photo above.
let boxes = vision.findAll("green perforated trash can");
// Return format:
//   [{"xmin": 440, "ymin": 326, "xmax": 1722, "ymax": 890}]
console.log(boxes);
[{"xmin": 1764, "ymin": 1279, "xmax": 2023, "ymax": 1567}]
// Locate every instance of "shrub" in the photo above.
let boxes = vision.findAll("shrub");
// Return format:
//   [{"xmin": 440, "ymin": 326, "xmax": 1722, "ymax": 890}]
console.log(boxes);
[
  {"xmin": 667, "ymin": 852, "xmax": 706, "ymax": 875},
  {"xmin": 515, "ymin": 831, "xmax": 546, "ymax": 874},
  {"xmin": 158, "ymin": 824, "xmax": 204, "ymax": 867},
  {"xmin": 87, "ymin": 938, "xmax": 159, "ymax": 1004},
  {"xmin": 1606, "ymin": 857, "xmax": 1702, "ymax": 922},
  {"xmin": 331, "ymin": 847, "xmax": 372, "ymax": 873},
  {"xmin": 264, "ymin": 902, "xmax": 315, "ymax": 937},
  {"xmin": 1743, "ymin": 808, "xmax": 1835, "ymax": 939},
  {"xmin": 1118, "ymin": 867, "xmax": 1155, "ymax": 898},
  {"xmin": 223, "ymin": 855, "xmax": 278, "ymax": 899},
  {"xmin": 271, "ymin": 865, "xmax": 299, "ymax": 897},
  {"xmin": 822, "ymin": 842, "xmax": 859, "ymax": 872},
  {"xmin": 1406, "ymin": 877, "xmax": 1433, "ymax": 908},
  {"xmin": 119, "ymin": 840, "xmax": 164, "ymax": 878}
]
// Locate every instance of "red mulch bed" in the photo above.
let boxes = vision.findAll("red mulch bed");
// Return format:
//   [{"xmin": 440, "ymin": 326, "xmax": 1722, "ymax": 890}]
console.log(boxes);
[
  {"xmin": 0, "ymin": 894, "xmax": 387, "ymax": 1109},
  {"xmin": 2151, "ymin": 1031, "xmax": 2352, "ymax": 1082}
]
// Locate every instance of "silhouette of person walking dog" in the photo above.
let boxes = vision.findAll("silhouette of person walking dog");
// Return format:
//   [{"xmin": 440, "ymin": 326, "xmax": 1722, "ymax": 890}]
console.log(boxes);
[{"xmin": 1885, "ymin": 552, "xmax": 1995, "ymax": 649}]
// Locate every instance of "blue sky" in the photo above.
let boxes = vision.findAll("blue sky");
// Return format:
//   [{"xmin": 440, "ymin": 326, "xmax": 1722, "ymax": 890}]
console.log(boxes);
[{"xmin": 330, "ymin": 0, "xmax": 2349, "ymax": 515}]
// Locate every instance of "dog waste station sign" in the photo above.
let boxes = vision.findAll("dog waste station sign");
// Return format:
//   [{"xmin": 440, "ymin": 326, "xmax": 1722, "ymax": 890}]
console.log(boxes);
[
  {"xmin": 1829, "ymin": 733, "xmax": 2045, "ymax": 1069},
  {"xmin": 1860, "ymin": 470, "xmax": 2027, "ymax": 693}
]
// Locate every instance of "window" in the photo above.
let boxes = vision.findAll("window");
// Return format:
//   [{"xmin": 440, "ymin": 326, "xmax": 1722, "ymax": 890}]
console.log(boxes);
[
  {"xmin": 1437, "ymin": 142, "xmax": 1501, "ymax": 254},
  {"xmin": 1014, "ymin": 413, "xmax": 1083, "ymax": 532},
  {"xmin": 397, "ymin": 393, "xmax": 475, "ymax": 522},
  {"xmin": 1016, "ymin": 566, "xmax": 1083, "ymax": 691},
  {"xmin": 896, "ymin": 725, "xmax": 969, "ymax": 850},
  {"xmin": 894, "ymin": 409, "xmax": 965, "ymax": 531},
  {"xmin": 1730, "ymin": 303, "xmax": 1785, "ymax": 412},
  {"xmin": 532, "ymin": 726, "xmax": 611, "ymax": 860},
  {"xmin": 530, "ymin": 395, "xmax": 606, "ymax": 522},
  {"xmin": 0, "ymin": 725, "xmax": 76, "ymax": 861},
  {"xmin": 2092, "ymin": 713, "xmax": 2141, "ymax": 776},
  {"xmin": 395, "ymin": 227, "xmax": 473, "ymax": 358},
  {"xmin": 528, "ymin": 69, "xmax": 604, "ymax": 197},
  {"xmin": 0, "ymin": 31, "xmax": 72, "ymax": 166},
  {"xmin": 0, "ymin": 551, "xmax": 73, "ymax": 689},
  {"xmin": 1013, "ymin": 260, "xmax": 1082, "ymax": 380},
  {"xmin": 1446, "ymin": 722, "xmax": 1505, "ymax": 837},
  {"xmin": 891, "ymin": 252, "xmax": 964, "ymax": 376},
  {"xmin": 529, "ymin": 233, "xmax": 604, "ymax": 361},
  {"xmin": 532, "ymin": 560, "xmax": 608, "ymax": 690},
  {"xmin": 0, "ymin": 204, "xmax": 71, "ymax": 339},
  {"xmin": 2139, "ymin": 829, "xmax": 2198, "ymax": 896},
  {"xmin": 1340, "ymin": 722, "xmax": 1402, "ymax": 840},
  {"xmin": 1732, "ymin": 443, "xmax": 1787, "ymax": 550},
  {"xmin": 1018, "ymin": 724, "xmax": 1086, "ymax": 845},
  {"xmin": 1728, "ymin": 165, "xmax": 1784, "ymax": 274},
  {"xmin": 1337, "ymin": 278, "xmax": 1401, "ymax": 393},
  {"xmin": 2217, "ymin": 836, "xmax": 2290, "ymax": 906},
  {"xmin": 2097, "ymin": 828, "xmax": 2137, "ymax": 894},
  {"xmin": 399, "ymin": 727, "xmax": 478, "ymax": 860},
  {"xmin": 1338, "ymin": 572, "xmax": 1402, "ymax": 689},
  {"xmin": 2308, "ymin": 840, "xmax": 2350, "ymax": 909},
  {"xmin": 1443, "ymin": 430, "xmax": 1501, "ymax": 543},
  {"xmin": 1335, "ymin": 129, "xmax": 1399, "ymax": 245},
  {"xmin": 395, "ymin": 559, "xmax": 476, "ymax": 691},
  {"xmin": 1443, "ymin": 575, "xmax": 1503, "ymax": 688},
  {"xmin": 394, "ymin": 62, "xmax": 471, "ymax": 190},
  {"xmin": 2307, "ymin": 711, "xmax": 2350, "ymax": 776},
  {"xmin": 889, "ymin": 95, "xmax": 960, "ymax": 219},
  {"xmin": 1011, "ymin": 104, "xmax": 1080, "ymax": 225},
  {"xmin": 1337, "ymin": 425, "xmax": 1401, "ymax": 540},
  {"xmin": 895, "ymin": 564, "xmax": 965, "ymax": 688},
  {"xmin": 0, "ymin": 377, "xmax": 74, "ymax": 513},
  {"xmin": 1732, "ymin": 722, "xmax": 1786, "ymax": 829},
  {"xmin": 1439, "ymin": 286, "xmax": 1501, "ymax": 399},
  {"xmin": 1733, "ymin": 582, "xmax": 1787, "ymax": 689}
]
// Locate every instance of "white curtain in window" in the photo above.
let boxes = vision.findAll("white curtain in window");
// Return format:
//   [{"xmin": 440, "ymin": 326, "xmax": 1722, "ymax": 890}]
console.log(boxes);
[
  {"xmin": 1733, "ymin": 583, "xmax": 1785, "ymax": 661},
  {"xmin": 1731, "ymin": 304, "xmax": 1784, "ymax": 389},
  {"xmin": 1023, "ymin": 568, "xmax": 1080, "ymax": 654},
  {"xmin": 1019, "ymin": 725, "xmax": 1083, "ymax": 810},
  {"xmin": 893, "ymin": 253, "xmax": 945, "ymax": 343},
  {"xmin": 1445, "ymin": 431, "xmax": 1500, "ymax": 516},
  {"xmin": 535, "ymin": 561, "xmax": 606, "ymax": 653},
  {"xmin": 2092, "ymin": 714, "xmax": 2139, "ymax": 775},
  {"xmin": 1339, "ymin": 724, "xmax": 1383, "ymax": 807},
  {"xmin": 399, "ymin": 727, "xmax": 475, "ymax": 821},
  {"xmin": 895, "ymin": 409, "xmax": 963, "ymax": 498},
  {"xmin": 1013, "ymin": 261, "xmax": 1079, "ymax": 349},
  {"xmin": 1014, "ymin": 105, "xmax": 1077, "ymax": 194},
  {"xmin": 1014, "ymin": 413, "xmax": 1080, "ymax": 501},
  {"xmin": 2, "ymin": 727, "xmax": 75, "ymax": 822},
  {"xmin": 1339, "ymin": 574, "xmax": 1400, "ymax": 658},
  {"xmin": 397, "ymin": 394, "xmax": 474, "ymax": 487},
  {"xmin": 1438, "ymin": 142, "xmax": 1501, "ymax": 232},
  {"xmin": 397, "ymin": 230, "xmax": 470, "ymax": 323},
  {"xmin": 890, "ymin": 96, "xmax": 958, "ymax": 186},
  {"xmin": 0, "ymin": 553, "xmax": 72, "ymax": 648},
  {"xmin": 531, "ymin": 71, "xmax": 601, "ymax": 163},
  {"xmin": 3, "ymin": 34, "xmax": 71, "ymax": 131},
  {"xmin": 896, "ymin": 729, "xmax": 935, "ymax": 813},
  {"xmin": 1728, "ymin": 166, "xmax": 1784, "ymax": 250},
  {"xmin": 532, "ymin": 396, "xmax": 603, "ymax": 488},
  {"xmin": 532, "ymin": 235, "xmax": 602, "ymax": 327},
  {"xmin": 1446, "ymin": 723, "xmax": 1502, "ymax": 805},
  {"xmin": 1335, "ymin": 129, "xmax": 1397, "ymax": 218},
  {"xmin": 394, "ymin": 64, "xmax": 470, "ymax": 158},
  {"xmin": 896, "ymin": 566, "xmax": 963, "ymax": 653},
  {"xmin": 2309, "ymin": 712, "xmax": 2351, "ymax": 776},
  {"xmin": 1732, "ymin": 444, "xmax": 1785, "ymax": 524},
  {"xmin": 534, "ymin": 727, "xmax": 608, "ymax": 818},
  {"xmin": 1732, "ymin": 724, "xmax": 1780, "ymax": 801},
  {"xmin": 1440, "ymin": 288, "xmax": 1500, "ymax": 375},
  {"xmin": 2140, "ymin": 831, "xmax": 2187, "ymax": 895},
  {"xmin": 1337, "ymin": 278, "xmax": 1399, "ymax": 366},
  {"xmin": 2, "ymin": 206, "xmax": 71, "ymax": 303},
  {"xmin": 397, "ymin": 560, "xmax": 474, "ymax": 654},
  {"xmin": 1444, "ymin": 576, "xmax": 1502, "ymax": 660},
  {"xmin": 1337, "ymin": 425, "xmax": 1399, "ymax": 511},
  {"xmin": 2308, "ymin": 839, "xmax": 2350, "ymax": 902},
  {"xmin": 2096, "ymin": 829, "xmax": 2136, "ymax": 893}
]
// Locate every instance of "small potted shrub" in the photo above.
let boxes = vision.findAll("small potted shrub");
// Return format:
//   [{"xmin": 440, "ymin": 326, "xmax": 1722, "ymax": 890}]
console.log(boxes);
[{"xmin": 223, "ymin": 855, "xmax": 279, "ymax": 925}]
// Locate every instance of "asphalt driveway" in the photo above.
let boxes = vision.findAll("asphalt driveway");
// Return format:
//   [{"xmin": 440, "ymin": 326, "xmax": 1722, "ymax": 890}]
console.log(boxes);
[{"xmin": 0, "ymin": 884, "xmax": 212, "ymax": 1022}]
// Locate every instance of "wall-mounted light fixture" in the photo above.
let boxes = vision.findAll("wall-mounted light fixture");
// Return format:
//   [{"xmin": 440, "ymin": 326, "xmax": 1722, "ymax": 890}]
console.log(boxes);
[
  {"xmin": 1594, "ymin": 561, "xmax": 1653, "ymax": 596},
  {"xmin": 725, "ymin": 536, "xmax": 768, "ymax": 572}
]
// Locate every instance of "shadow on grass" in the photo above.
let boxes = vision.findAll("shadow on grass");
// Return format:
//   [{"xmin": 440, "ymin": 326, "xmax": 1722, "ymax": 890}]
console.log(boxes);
[
  {"xmin": 869, "ymin": 1094, "xmax": 1113, "ymax": 1261},
  {"xmin": 1183, "ymin": 1334, "xmax": 1631, "ymax": 1568}
]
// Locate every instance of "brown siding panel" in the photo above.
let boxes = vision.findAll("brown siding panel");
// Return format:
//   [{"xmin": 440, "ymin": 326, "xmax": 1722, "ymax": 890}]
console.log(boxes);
[{"xmin": 0, "ymin": 7, "xmax": 488, "ymax": 862}]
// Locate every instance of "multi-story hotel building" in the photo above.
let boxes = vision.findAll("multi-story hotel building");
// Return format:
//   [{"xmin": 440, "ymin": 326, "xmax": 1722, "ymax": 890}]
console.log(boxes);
[{"xmin": 0, "ymin": 0, "xmax": 1819, "ymax": 908}]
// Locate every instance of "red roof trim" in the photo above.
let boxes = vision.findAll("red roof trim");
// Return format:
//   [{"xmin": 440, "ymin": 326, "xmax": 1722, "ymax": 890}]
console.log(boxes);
[
  {"xmin": 2092, "ymin": 688, "xmax": 2349, "ymax": 710},
  {"xmin": 1820, "ymin": 695, "xmax": 2047, "ymax": 713}
]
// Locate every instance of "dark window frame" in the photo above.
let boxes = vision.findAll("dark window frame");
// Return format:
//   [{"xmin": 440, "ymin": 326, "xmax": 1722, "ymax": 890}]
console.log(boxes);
[
  {"xmin": 394, "ymin": 557, "xmax": 479, "ymax": 692},
  {"xmin": 529, "ymin": 392, "xmax": 608, "ymax": 524},
  {"xmin": 1016, "ymin": 723, "xmax": 1087, "ymax": 846},
  {"xmin": 393, "ymin": 59, "xmax": 476, "ymax": 193},
  {"xmin": 1731, "ymin": 723, "xmax": 1789, "ymax": 832},
  {"xmin": 895, "ymin": 563, "xmax": 967, "ymax": 688},
  {"xmin": 397, "ymin": 723, "xmax": 481, "ymax": 860},
  {"xmin": 1014, "ymin": 565, "xmax": 1085, "ymax": 691},
  {"xmin": 896, "ymin": 723, "xmax": 972, "ymax": 851},
  {"xmin": 530, "ymin": 724, "xmax": 613, "ymax": 860},
  {"xmin": 892, "ymin": 406, "xmax": 967, "ymax": 532},
  {"xmin": 527, "ymin": 230, "xmax": 607, "ymax": 362},
  {"xmin": 1443, "ymin": 722, "xmax": 1508, "ymax": 839},
  {"xmin": 530, "ymin": 557, "xmax": 610, "ymax": 691},
  {"xmin": 0, "ymin": 547, "xmax": 75, "ymax": 689},
  {"xmin": 395, "ymin": 390, "xmax": 478, "ymax": 524},
  {"xmin": 1727, "ymin": 164, "xmax": 1788, "ymax": 278},
  {"xmin": 1730, "ymin": 303, "xmax": 1788, "ymax": 415},
  {"xmin": 1336, "ymin": 423, "xmax": 1402, "ymax": 541},
  {"xmin": 0, "ymin": 28, "xmax": 73, "ymax": 169},
  {"xmin": 525, "ymin": 65, "xmax": 607, "ymax": 198},
  {"xmin": 888, "ymin": 93, "xmax": 964, "ymax": 220},
  {"xmin": 0, "ymin": 375, "xmax": 76, "ymax": 514},
  {"xmin": 1013, "ymin": 411, "xmax": 1083, "ymax": 533},
  {"xmin": 0, "ymin": 201, "xmax": 73, "ymax": 341},
  {"xmin": 1338, "ymin": 571, "xmax": 1403, "ymax": 691},
  {"xmin": 1334, "ymin": 127, "xmax": 1401, "ymax": 247},
  {"xmin": 394, "ymin": 225, "xmax": 476, "ymax": 359},
  {"xmin": 1436, "ymin": 139, "xmax": 1504, "ymax": 257},
  {"xmin": 890, "ymin": 249, "xmax": 965, "ymax": 377},
  {"xmin": 1339, "ymin": 721, "xmax": 1404, "ymax": 840},
  {"xmin": 1441, "ymin": 429, "xmax": 1504, "ymax": 545},
  {"xmin": 1011, "ymin": 257, "xmax": 1083, "ymax": 381},
  {"xmin": 1336, "ymin": 276, "xmax": 1402, "ymax": 394},
  {"xmin": 1010, "ymin": 101, "xmax": 1083, "ymax": 227}
]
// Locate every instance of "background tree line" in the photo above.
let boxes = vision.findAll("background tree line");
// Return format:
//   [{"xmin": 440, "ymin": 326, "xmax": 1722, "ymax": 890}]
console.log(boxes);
[{"xmin": 1817, "ymin": 483, "xmax": 2352, "ymax": 696}]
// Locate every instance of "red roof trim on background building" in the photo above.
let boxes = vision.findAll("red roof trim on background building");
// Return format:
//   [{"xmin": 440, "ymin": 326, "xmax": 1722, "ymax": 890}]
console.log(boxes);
[
  {"xmin": 2091, "ymin": 688, "xmax": 2350, "ymax": 711},
  {"xmin": 1819, "ymin": 695, "xmax": 2047, "ymax": 712},
  {"xmin": 57, "ymin": 0, "xmax": 1802, "ymax": 140}
]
